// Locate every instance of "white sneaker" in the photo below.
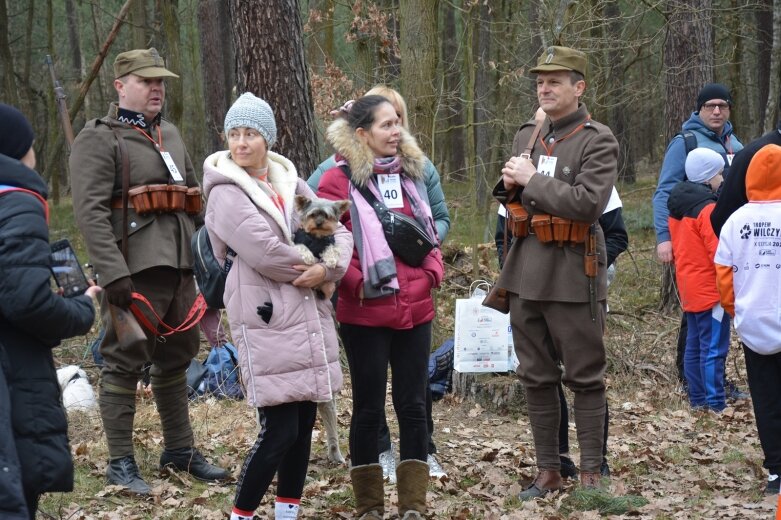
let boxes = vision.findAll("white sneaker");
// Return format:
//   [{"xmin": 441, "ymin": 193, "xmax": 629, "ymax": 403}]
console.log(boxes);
[
  {"xmin": 427, "ymin": 454, "xmax": 447, "ymax": 478},
  {"xmin": 379, "ymin": 447, "xmax": 397, "ymax": 484}
]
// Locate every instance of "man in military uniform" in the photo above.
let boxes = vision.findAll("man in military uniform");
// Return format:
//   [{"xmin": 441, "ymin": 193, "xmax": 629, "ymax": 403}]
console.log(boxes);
[
  {"xmin": 494, "ymin": 46, "xmax": 618, "ymax": 498},
  {"xmin": 70, "ymin": 48, "xmax": 227, "ymax": 494}
]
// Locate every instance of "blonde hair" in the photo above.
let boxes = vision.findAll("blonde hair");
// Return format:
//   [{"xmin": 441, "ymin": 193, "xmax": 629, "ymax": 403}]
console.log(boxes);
[{"xmin": 365, "ymin": 85, "xmax": 409, "ymax": 131}]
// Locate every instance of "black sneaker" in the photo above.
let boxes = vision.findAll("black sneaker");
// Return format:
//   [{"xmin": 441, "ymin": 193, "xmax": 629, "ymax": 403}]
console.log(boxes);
[
  {"xmin": 559, "ymin": 455, "xmax": 579, "ymax": 480},
  {"xmin": 600, "ymin": 459, "xmax": 610, "ymax": 477},
  {"xmin": 160, "ymin": 447, "xmax": 229, "ymax": 482},
  {"xmin": 766, "ymin": 474, "xmax": 780, "ymax": 495},
  {"xmin": 106, "ymin": 455, "xmax": 151, "ymax": 495}
]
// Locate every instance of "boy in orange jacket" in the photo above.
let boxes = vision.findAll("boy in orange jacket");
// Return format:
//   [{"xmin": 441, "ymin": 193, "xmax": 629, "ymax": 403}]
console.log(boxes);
[{"xmin": 668, "ymin": 148, "xmax": 728, "ymax": 412}]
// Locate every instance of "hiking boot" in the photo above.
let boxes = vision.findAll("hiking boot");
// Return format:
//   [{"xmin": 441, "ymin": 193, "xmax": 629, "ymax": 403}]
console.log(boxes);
[
  {"xmin": 600, "ymin": 459, "xmax": 611, "ymax": 477},
  {"xmin": 106, "ymin": 455, "xmax": 151, "ymax": 495},
  {"xmin": 427, "ymin": 453, "xmax": 447, "ymax": 478},
  {"xmin": 160, "ymin": 447, "xmax": 229, "ymax": 482},
  {"xmin": 379, "ymin": 446, "xmax": 397, "ymax": 484},
  {"xmin": 725, "ymin": 381, "xmax": 750, "ymax": 401},
  {"xmin": 559, "ymin": 455, "xmax": 579, "ymax": 480},
  {"xmin": 517, "ymin": 469, "xmax": 562, "ymax": 500},
  {"xmin": 766, "ymin": 474, "xmax": 780, "ymax": 495}
]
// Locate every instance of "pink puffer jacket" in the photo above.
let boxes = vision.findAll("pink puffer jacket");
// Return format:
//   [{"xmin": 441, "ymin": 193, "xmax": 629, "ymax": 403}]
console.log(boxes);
[{"xmin": 202, "ymin": 150, "xmax": 352, "ymax": 408}]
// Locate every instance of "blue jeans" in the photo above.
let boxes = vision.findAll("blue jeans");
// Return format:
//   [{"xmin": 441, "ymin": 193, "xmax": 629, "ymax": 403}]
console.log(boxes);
[{"xmin": 684, "ymin": 306, "xmax": 730, "ymax": 411}]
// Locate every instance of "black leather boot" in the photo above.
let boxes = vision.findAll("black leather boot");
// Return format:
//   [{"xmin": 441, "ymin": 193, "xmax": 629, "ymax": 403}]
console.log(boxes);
[
  {"xmin": 106, "ymin": 455, "xmax": 150, "ymax": 495},
  {"xmin": 160, "ymin": 447, "xmax": 229, "ymax": 482}
]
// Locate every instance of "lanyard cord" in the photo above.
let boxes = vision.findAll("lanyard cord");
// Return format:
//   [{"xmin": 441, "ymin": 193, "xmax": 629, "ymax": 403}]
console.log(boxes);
[
  {"xmin": 539, "ymin": 115, "xmax": 591, "ymax": 156},
  {"xmin": 131, "ymin": 125, "xmax": 164, "ymax": 152}
]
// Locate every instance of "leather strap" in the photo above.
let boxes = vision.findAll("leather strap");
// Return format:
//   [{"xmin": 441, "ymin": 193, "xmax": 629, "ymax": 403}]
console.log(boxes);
[
  {"xmin": 522, "ymin": 117, "xmax": 546, "ymax": 157},
  {"xmin": 129, "ymin": 292, "xmax": 207, "ymax": 336},
  {"xmin": 111, "ymin": 198, "xmax": 134, "ymax": 209},
  {"xmin": 110, "ymin": 126, "xmax": 131, "ymax": 262}
]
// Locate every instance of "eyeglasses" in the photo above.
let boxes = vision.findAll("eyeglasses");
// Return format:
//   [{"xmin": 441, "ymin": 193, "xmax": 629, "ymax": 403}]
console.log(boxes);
[{"xmin": 701, "ymin": 102, "xmax": 730, "ymax": 112}]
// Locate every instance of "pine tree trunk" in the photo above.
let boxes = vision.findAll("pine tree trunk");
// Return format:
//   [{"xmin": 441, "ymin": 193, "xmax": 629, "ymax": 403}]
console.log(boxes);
[
  {"xmin": 198, "ymin": 0, "xmax": 231, "ymax": 153},
  {"xmin": 399, "ymin": 0, "xmax": 438, "ymax": 153},
  {"xmin": 159, "ymin": 0, "xmax": 183, "ymax": 126},
  {"xmin": 229, "ymin": 0, "xmax": 320, "ymax": 177},
  {"xmin": 440, "ymin": 2, "xmax": 466, "ymax": 182},
  {"xmin": 763, "ymin": 0, "xmax": 781, "ymax": 133}
]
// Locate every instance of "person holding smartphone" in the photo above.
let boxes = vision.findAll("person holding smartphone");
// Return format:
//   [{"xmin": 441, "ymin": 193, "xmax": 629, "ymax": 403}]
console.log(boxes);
[{"xmin": 0, "ymin": 103, "xmax": 101, "ymax": 519}]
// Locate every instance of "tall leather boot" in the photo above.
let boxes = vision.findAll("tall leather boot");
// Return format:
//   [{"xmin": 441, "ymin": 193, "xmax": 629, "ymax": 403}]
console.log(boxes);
[
  {"xmin": 396, "ymin": 459, "xmax": 428, "ymax": 519},
  {"xmin": 350, "ymin": 464, "xmax": 384, "ymax": 519},
  {"xmin": 573, "ymin": 389, "xmax": 606, "ymax": 476}
]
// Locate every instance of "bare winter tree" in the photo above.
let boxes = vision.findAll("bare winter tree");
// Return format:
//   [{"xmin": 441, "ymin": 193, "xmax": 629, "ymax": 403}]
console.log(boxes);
[{"xmin": 229, "ymin": 0, "xmax": 320, "ymax": 177}]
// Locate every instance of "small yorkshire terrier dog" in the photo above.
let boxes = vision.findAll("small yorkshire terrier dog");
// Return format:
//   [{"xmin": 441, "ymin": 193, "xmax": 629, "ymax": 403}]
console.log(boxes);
[{"xmin": 293, "ymin": 194, "xmax": 350, "ymax": 268}]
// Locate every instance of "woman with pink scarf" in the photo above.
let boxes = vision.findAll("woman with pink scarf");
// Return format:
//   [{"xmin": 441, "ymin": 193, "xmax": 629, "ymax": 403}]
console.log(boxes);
[{"xmin": 317, "ymin": 95, "xmax": 444, "ymax": 520}]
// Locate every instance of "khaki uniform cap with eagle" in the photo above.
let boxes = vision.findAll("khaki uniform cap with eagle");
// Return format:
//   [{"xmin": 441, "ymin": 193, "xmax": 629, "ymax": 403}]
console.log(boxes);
[
  {"xmin": 529, "ymin": 46, "xmax": 587, "ymax": 77},
  {"xmin": 113, "ymin": 48, "xmax": 179, "ymax": 79}
]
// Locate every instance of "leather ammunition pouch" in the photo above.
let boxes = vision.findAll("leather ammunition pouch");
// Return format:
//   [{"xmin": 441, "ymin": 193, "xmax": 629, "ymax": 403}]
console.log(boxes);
[
  {"xmin": 507, "ymin": 204, "xmax": 590, "ymax": 246},
  {"xmin": 112, "ymin": 185, "xmax": 202, "ymax": 215}
]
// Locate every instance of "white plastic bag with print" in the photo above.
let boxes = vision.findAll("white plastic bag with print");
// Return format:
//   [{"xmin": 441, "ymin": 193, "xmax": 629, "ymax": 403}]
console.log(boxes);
[{"xmin": 454, "ymin": 281, "xmax": 514, "ymax": 373}]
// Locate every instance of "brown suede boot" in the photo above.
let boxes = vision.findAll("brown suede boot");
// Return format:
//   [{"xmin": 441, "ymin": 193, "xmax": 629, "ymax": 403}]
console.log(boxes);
[
  {"xmin": 350, "ymin": 464, "xmax": 384, "ymax": 519},
  {"xmin": 580, "ymin": 471, "xmax": 606, "ymax": 489},
  {"xmin": 396, "ymin": 459, "xmax": 428, "ymax": 519},
  {"xmin": 517, "ymin": 469, "xmax": 563, "ymax": 500}
]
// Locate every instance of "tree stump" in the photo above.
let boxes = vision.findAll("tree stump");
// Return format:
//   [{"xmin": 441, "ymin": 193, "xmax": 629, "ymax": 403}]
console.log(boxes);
[{"xmin": 452, "ymin": 371, "xmax": 526, "ymax": 414}]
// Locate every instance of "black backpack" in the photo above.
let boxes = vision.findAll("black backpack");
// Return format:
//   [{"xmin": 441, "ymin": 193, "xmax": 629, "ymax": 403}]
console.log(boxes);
[{"xmin": 191, "ymin": 226, "xmax": 235, "ymax": 309}]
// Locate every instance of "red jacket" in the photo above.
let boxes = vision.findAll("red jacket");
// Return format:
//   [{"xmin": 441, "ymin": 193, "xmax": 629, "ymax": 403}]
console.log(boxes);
[
  {"xmin": 317, "ymin": 164, "xmax": 443, "ymax": 329},
  {"xmin": 668, "ymin": 181, "xmax": 720, "ymax": 312}
]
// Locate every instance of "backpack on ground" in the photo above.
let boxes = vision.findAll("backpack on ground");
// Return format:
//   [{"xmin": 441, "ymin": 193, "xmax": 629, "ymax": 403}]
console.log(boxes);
[
  {"xmin": 428, "ymin": 338, "xmax": 454, "ymax": 401},
  {"xmin": 198, "ymin": 342, "xmax": 243, "ymax": 399},
  {"xmin": 191, "ymin": 226, "xmax": 235, "ymax": 309}
]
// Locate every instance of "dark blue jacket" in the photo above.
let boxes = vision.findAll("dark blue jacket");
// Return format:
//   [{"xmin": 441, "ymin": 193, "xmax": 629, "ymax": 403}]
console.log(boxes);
[{"xmin": 0, "ymin": 154, "xmax": 96, "ymax": 501}]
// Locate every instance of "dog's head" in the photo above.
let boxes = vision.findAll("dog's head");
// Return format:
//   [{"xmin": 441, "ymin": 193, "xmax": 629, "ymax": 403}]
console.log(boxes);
[{"xmin": 295, "ymin": 195, "xmax": 350, "ymax": 238}]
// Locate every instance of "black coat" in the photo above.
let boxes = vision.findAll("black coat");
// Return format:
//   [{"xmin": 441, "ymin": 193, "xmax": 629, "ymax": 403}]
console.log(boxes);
[
  {"xmin": 0, "ymin": 154, "xmax": 96, "ymax": 499},
  {"xmin": 0, "ymin": 345, "xmax": 28, "ymax": 519}
]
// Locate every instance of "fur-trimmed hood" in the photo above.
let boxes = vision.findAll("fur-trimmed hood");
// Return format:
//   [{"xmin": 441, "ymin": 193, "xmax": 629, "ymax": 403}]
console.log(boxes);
[
  {"xmin": 325, "ymin": 118, "xmax": 426, "ymax": 187},
  {"xmin": 202, "ymin": 149, "xmax": 298, "ymax": 241}
]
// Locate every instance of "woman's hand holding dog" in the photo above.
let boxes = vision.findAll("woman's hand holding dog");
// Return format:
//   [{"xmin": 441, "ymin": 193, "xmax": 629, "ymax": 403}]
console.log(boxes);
[{"xmin": 292, "ymin": 263, "xmax": 327, "ymax": 288}]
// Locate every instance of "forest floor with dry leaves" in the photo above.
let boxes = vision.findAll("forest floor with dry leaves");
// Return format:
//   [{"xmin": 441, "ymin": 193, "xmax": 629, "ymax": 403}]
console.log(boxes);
[{"xmin": 39, "ymin": 179, "xmax": 779, "ymax": 519}]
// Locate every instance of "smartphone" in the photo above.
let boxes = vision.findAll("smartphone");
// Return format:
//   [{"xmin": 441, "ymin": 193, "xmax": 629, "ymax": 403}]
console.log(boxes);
[{"xmin": 50, "ymin": 239, "xmax": 90, "ymax": 297}]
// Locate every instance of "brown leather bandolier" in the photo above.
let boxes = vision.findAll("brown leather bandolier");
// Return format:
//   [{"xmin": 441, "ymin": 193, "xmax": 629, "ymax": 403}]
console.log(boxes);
[
  {"xmin": 110, "ymin": 126, "xmax": 131, "ymax": 262},
  {"xmin": 110, "ymin": 184, "xmax": 201, "ymax": 215}
]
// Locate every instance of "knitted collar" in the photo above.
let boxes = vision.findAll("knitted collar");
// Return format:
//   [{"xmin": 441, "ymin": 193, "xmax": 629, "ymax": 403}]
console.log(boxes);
[{"xmin": 114, "ymin": 106, "xmax": 161, "ymax": 129}]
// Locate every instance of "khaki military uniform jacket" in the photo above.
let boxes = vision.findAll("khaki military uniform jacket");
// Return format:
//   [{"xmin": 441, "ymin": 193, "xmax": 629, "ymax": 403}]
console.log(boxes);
[
  {"xmin": 70, "ymin": 104, "xmax": 201, "ymax": 287},
  {"xmin": 494, "ymin": 104, "xmax": 618, "ymax": 302}
]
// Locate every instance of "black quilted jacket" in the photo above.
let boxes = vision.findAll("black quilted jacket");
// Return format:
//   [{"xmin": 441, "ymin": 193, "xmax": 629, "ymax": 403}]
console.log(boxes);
[{"xmin": 0, "ymin": 153, "xmax": 95, "ymax": 505}]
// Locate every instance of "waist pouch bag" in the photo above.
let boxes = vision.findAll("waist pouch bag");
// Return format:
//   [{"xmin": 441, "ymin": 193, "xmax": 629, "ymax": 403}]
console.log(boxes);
[{"xmin": 339, "ymin": 164, "xmax": 436, "ymax": 267}]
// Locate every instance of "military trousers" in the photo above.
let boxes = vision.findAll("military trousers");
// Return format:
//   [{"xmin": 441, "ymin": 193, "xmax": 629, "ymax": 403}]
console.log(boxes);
[
  {"xmin": 98, "ymin": 266, "xmax": 200, "ymax": 458},
  {"xmin": 509, "ymin": 295, "xmax": 607, "ymax": 473}
]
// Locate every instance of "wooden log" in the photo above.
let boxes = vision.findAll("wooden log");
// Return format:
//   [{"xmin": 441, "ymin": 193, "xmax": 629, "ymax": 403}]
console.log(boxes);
[{"xmin": 452, "ymin": 370, "xmax": 526, "ymax": 414}]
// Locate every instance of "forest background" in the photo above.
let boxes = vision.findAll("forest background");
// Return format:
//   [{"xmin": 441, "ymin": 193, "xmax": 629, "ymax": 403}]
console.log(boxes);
[{"xmin": 2, "ymin": 0, "xmax": 781, "ymax": 518}]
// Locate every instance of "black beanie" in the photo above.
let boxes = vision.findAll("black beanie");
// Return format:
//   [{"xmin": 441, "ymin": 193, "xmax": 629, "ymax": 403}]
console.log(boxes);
[
  {"xmin": 0, "ymin": 103, "xmax": 35, "ymax": 160},
  {"xmin": 696, "ymin": 83, "xmax": 733, "ymax": 112}
]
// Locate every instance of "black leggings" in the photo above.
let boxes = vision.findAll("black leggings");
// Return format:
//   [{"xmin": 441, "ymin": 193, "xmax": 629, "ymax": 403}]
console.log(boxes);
[
  {"xmin": 341, "ymin": 322, "xmax": 431, "ymax": 465},
  {"xmin": 234, "ymin": 401, "xmax": 317, "ymax": 511}
]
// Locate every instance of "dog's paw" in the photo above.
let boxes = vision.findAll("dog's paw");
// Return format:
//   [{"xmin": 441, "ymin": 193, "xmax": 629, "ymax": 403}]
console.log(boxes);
[
  {"xmin": 321, "ymin": 245, "xmax": 340, "ymax": 269},
  {"xmin": 294, "ymin": 243, "xmax": 317, "ymax": 265},
  {"xmin": 327, "ymin": 443, "xmax": 346, "ymax": 464}
]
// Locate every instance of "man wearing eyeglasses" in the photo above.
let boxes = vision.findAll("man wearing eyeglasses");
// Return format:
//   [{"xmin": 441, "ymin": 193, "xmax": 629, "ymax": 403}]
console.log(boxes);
[
  {"xmin": 651, "ymin": 83, "xmax": 744, "ymax": 395},
  {"xmin": 653, "ymin": 83, "xmax": 743, "ymax": 264}
]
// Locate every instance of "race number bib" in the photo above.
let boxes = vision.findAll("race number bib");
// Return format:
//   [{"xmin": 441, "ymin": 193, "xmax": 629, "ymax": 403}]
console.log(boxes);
[
  {"xmin": 537, "ymin": 155, "xmax": 557, "ymax": 177},
  {"xmin": 378, "ymin": 174, "xmax": 403, "ymax": 208},
  {"xmin": 160, "ymin": 151, "xmax": 184, "ymax": 182}
]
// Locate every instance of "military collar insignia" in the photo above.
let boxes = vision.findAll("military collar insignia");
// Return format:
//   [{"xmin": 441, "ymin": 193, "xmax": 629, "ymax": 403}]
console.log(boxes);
[{"xmin": 116, "ymin": 107, "xmax": 160, "ymax": 128}]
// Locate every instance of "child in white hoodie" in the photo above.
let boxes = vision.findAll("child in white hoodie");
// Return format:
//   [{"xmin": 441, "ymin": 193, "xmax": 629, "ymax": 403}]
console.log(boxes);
[{"xmin": 714, "ymin": 143, "xmax": 781, "ymax": 494}]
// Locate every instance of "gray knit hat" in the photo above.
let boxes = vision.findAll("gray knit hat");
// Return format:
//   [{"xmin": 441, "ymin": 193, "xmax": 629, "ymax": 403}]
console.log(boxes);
[{"xmin": 224, "ymin": 92, "xmax": 277, "ymax": 148}]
